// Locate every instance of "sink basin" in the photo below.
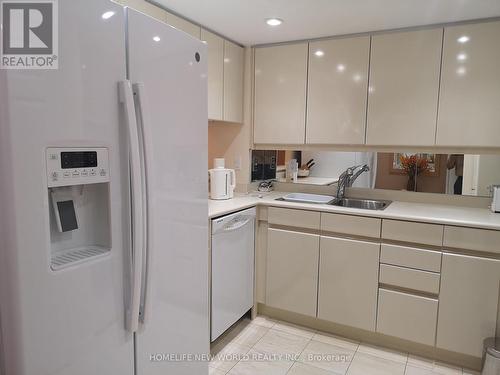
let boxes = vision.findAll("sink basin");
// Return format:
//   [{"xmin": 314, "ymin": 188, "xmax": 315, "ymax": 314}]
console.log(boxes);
[
  {"xmin": 279, "ymin": 193, "xmax": 335, "ymax": 204},
  {"xmin": 330, "ymin": 198, "xmax": 392, "ymax": 210}
]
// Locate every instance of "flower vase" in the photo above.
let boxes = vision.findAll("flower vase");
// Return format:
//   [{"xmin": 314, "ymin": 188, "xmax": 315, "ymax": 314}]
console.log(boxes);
[{"xmin": 407, "ymin": 174, "xmax": 417, "ymax": 191}]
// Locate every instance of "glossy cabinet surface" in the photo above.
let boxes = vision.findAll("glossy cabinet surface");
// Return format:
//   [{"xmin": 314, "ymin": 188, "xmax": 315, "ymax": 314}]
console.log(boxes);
[
  {"xmin": 377, "ymin": 289, "xmax": 438, "ymax": 346},
  {"xmin": 380, "ymin": 244, "xmax": 442, "ymax": 272},
  {"xmin": 202, "ymin": 29, "xmax": 224, "ymax": 120},
  {"xmin": 268, "ymin": 207, "xmax": 320, "ymax": 230},
  {"xmin": 318, "ymin": 236, "xmax": 380, "ymax": 331},
  {"xmin": 266, "ymin": 228, "xmax": 319, "ymax": 316},
  {"xmin": 307, "ymin": 36, "xmax": 370, "ymax": 144},
  {"xmin": 321, "ymin": 212, "xmax": 380, "ymax": 238},
  {"xmin": 436, "ymin": 21, "xmax": 500, "ymax": 147},
  {"xmin": 165, "ymin": 12, "xmax": 200, "ymax": 39},
  {"xmin": 366, "ymin": 29, "xmax": 442, "ymax": 146},
  {"xmin": 436, "ymin": 253, "xmax": 500, "ymax": 357},
  {"xmin": 223, "ymin": 40, "xmax": 244, "ymax": 123},
  {"xmin": 254, "ymin": 44, "xmax": 308, "ymax": 144},
  {"xmin": 381, "ymin": 219, "xmax": 443, "ymax": 247},
  {"xmin": 379, "ymin": 264, "xmax": 440, "ymax": 294}
]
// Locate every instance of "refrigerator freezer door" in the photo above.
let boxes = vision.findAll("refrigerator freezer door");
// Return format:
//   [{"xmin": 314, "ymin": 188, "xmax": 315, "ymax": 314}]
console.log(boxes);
[
  {"xmin": 127, "ymin": 8, "xmax": 209, "ymax": 375},
  {"xmin": 0, "ymin": 1, "xmax": 134, "ymax": 374}
]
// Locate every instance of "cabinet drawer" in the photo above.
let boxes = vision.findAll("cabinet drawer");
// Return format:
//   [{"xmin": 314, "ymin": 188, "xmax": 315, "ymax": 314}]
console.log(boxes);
[
  {"xmin": 377, "ymin": 288, "xmax": 438, "ymax": 346},
  {"xmin": 382, "ymin": 220, "xmax": 443, "ymax": 247},
  {"xmin": 321, "ymin": 213, "xmax": 381, "ymax": 238},
  {"xmin": 380, "ymin": 244, "xmax": 441, "ymax": 272},
  {"xmin": 443, "ymin": 226, "xmax": 500, "ymax": 255},
  {"xmin": 268, "ymin": 207, "xmax": 320, "ymax": 230},
  {"xmin": 379, "ymin": 264, "xmax": 440, "ymax": 294}
]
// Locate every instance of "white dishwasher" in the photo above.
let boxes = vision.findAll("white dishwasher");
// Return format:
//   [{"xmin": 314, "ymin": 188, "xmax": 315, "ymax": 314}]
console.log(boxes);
[{"xmin": 211, "ymin": 207, "xmax": 256, "ymax": 341}]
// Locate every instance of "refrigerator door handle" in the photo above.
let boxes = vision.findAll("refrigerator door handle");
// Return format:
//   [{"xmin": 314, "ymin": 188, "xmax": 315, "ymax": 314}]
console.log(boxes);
[
  {"xmin": 119, "ymin": 80, "xmax": 144, "ymax": 333},
  {"xmin": 132, "ymin": 82, "xmax": 152, "ymax": 326}
]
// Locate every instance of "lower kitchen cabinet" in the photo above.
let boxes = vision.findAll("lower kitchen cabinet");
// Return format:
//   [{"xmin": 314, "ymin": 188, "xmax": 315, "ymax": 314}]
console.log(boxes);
[
  {"xmin": 377, "ymin": 288, "xmax": 438, "ymax": 346},
  {"xmin": 318, "ymin": 236, "xmax": 380, "ymax": 331},
  {"xmin": 266, "ymin": 228, "xmax": 319, "ymax": 317},
  {"xmin": 436, "ymin": 253, "xmax": 500, "ymax": 357}
]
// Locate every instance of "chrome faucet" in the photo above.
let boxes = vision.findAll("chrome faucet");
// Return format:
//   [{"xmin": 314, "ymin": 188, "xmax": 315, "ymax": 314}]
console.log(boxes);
[{"xmin": 336, "ymin": 164, "xmax": 370, "ymax": 201}]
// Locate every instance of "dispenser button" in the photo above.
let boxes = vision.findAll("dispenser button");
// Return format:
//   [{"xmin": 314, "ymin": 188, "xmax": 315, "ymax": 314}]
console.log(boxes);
[
  {"xmin": 99, "ymin": 169, "xmax": 107, "ymax": 176},
  {"xmin": 72, "ymin": 171, "xmax": 80, "ymax": 177},
  {"xmin": 90, "ymin": 170, "xmax": 96, "ymax": 176},
  {"xmin": 81, "ymin": 170, "xmax": 89, "ymax": 177},
  {"xmin": 63, "ymin": 172, "xmax": 70, "ymax": 178},
  {"xmin": 51, "ymin": 172, "xmax": 58, "ymax": 181}
]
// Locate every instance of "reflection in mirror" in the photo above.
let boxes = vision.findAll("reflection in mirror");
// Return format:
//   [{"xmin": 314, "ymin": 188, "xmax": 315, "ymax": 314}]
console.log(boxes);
[{"xmin": 251, "ymin": 150, "xmax": 500, "ymax": 197}]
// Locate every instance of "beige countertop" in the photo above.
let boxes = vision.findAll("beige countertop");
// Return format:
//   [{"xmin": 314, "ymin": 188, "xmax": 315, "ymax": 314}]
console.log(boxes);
[{"xmin": 208, "ymin": 192, "xmax": 500, "ymax": 230}]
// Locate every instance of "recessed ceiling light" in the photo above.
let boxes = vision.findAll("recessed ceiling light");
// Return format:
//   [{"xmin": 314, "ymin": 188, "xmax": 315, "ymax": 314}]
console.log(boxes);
[
  {"xmin": 457, "ymin": 35, "xmax": 470, "ymax": 43},
  {"xmin": 314, "ymin": 50, "xmax": 324, "ymax": 57},
  {"xmin": 153, "ymin": 36, "xmax": 161, "ymax": 42},
  {"xmin": 266, "ymin": 18, "xmax": 283, "ymax": 26},
  {"xmin": 336, "ymin": 64, "xmax": 346, "ymax": 72},
  {"xmin": 457, "ymin": 53, "xmax": 467, "ymax": 61},
  {"xmin": 456, "ymin": 66, "xmax": 466, "ymax": 76},
  {"xmin": 101, "ymin": 11, "xmax": 115, "ymax": 20}
]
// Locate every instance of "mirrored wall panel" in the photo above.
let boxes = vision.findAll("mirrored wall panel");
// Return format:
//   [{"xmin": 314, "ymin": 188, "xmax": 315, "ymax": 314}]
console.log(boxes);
[{"xmin": 251, "ymin": 150, "xmax": 500, "ymax": 197}]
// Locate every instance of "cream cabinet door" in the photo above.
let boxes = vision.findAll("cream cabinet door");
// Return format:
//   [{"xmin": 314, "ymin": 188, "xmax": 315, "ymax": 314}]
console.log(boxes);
[
  {"xmin": 436, "ymin": 253, "xmax": 500, "ymax": 357},
  {"xmin": 307, "ymin": 36, "xmax": 370, "ymax": 144},
  {"xmin": 165, "ymin": 12, "xmax": 200, "ymax": 39},
  {"xmin": 254, "ymin": 44, "xmax": 308, "ymax": 144},
  {"xmin": 223, "ymin": 40, "xmax": 244, "ymax": 123},
  {"xmin": 266, "ymin": 228, "xmax": 319, "ymax": 317},
  {"xmin": 436, "ymin": 21, "xmax": 500, "ymax": 147},
  {"xmin": 366, "ymin": 29, "xmax": 442, "ymax": 146},
  {"xmin": 318, "ymin": 236, "xmax": 380, "ymax": 331},
  {"xmin": 201, "ymin": 29, "xmax": 224, "ymax": 120}
]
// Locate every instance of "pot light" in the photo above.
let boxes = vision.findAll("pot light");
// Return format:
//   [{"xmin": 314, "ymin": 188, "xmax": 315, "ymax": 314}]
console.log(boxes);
[
  {"xmin": 457, "ymin": 35, "xmax": 470, "ymax": 43},
  {"xmin": 153, "ymin": 36, "xmax": 161, "ymax": 42},
  {"xmin": 266, "ymin": 18, "xmax": 283, "ymax": 26},
  {"xmin": 456, "ymin": 66, "xmax": 466, "ymax": 76},
  {"xmin": 457, "ymin": 53, "xmax": 467, "ymax": 61},
  {"xmin": 101, "ymin": 11, "xmax": 115, "ymax": 20},
  {"xmin": 314, "ymin": 50, "xmax": 324, "ymax": 57},
  {"xmin": 336, "ymin": 64, "xmax": 346, "ymax": 72}
]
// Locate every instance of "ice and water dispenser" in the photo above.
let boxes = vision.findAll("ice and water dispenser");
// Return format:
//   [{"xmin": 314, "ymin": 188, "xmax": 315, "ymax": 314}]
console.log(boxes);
[{"xmin": 46, "ymin": 147, "xmax": 111, "ymax": 270}]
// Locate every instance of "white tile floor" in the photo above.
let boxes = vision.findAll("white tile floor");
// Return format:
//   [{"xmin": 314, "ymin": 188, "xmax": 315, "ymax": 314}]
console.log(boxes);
[{"xmin": 209, "ymin": 316, "xmax": 480, "ymax": 375}]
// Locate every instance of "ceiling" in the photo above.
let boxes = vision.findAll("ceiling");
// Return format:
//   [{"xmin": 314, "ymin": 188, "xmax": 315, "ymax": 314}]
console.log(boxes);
[{"xmin": 151, "ymin": 0, "xmax": 500, "ymax": 46}]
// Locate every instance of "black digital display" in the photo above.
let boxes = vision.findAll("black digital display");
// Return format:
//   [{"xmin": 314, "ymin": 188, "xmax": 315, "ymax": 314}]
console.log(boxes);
[
  {"xmin": 57, "ymin": 200, "xmax": 78, "ymax": 232},
  {"xmin": 61, "ymin": 151, "xmax": 97, "ymax": 169}
]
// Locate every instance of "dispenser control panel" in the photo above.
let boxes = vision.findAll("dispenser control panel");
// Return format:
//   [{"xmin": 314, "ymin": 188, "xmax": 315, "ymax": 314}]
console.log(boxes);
[{"xmin": 46, "ymin": 147, "xmax": 110, "ymax": 187}]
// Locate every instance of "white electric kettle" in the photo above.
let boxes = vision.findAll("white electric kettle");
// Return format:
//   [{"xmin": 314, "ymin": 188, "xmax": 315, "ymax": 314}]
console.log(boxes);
[{"xmin": 209, "ymin": 158, "xmax": 236, "ymax": 200}]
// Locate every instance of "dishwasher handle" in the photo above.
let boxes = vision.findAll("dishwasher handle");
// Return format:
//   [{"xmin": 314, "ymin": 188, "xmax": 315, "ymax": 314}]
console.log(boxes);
[{"xmin": 223, "ymin": 217, "xmax": 253, "ymax": 232}]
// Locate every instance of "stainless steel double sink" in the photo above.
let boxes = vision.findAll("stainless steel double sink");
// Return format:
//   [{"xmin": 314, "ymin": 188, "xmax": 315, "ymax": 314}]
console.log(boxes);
[
  {"xmin": 277, "ymin": 193, "xmax": 391, "ymax": 211},
  {"xmin": 330, "ymin": 197, "xmax": 391, "ymax": 211}
]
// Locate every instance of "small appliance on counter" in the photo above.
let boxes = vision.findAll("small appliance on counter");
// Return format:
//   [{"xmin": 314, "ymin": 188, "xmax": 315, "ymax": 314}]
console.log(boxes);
[
  {"xmin": 491, "ymin": 185, "xmax": 500, "ymax": 213},
  {"xmin": 209, "ymin": 158, "xmax": 236, "ymax": 200}
]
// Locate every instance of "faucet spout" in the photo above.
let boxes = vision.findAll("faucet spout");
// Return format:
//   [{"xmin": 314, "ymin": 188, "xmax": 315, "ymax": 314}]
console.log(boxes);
[{"xmin": 336, "ymin": 164, "xmax": 370, "ymax": 201}]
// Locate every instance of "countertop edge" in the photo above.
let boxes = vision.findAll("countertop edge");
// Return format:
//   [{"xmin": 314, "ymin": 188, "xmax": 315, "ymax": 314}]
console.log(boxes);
[{"xmin": 208, "ymin": 195, "xmax": 500, "ymax": 231}]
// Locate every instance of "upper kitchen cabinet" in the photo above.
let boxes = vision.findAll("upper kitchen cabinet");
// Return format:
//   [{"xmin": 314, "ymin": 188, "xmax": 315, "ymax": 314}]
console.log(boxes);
[
  {"xmin": 307, "ymin": 36, "xmax": 370, "ymax": 145},
  {"xmin": 165, "ymin": 12, "xmax": 201, "ymax": 39},
  {"xmin": 202, "ymin": 29, "xmax": 224, "ymax": 120},
  {"xmin": 223, "ymin": 40, "xmax": 245, "ymax": 123},
  {"xmin": 436, "ymin": 21, "xmax": 500, "ymax": 147},
  {"xmin": 254, "ymin": 43, "xmax": 308, "ymax": 144},
  {"xmin": 366, "ymin": 29, "xmax": 442, "ymax": 146},
  {"xmin": 114, "ymin": 0, "xmax": 168, "ymax": 22},
  {"xmin": 202, "ymin": 30, "xmax": 244, "ymax": 123}
]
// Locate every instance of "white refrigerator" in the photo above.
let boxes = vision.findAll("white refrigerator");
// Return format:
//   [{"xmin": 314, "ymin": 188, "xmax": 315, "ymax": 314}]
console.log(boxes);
[{"xmin": 0, "ymin": 1, "xmax": 209, "ymax": 374}]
